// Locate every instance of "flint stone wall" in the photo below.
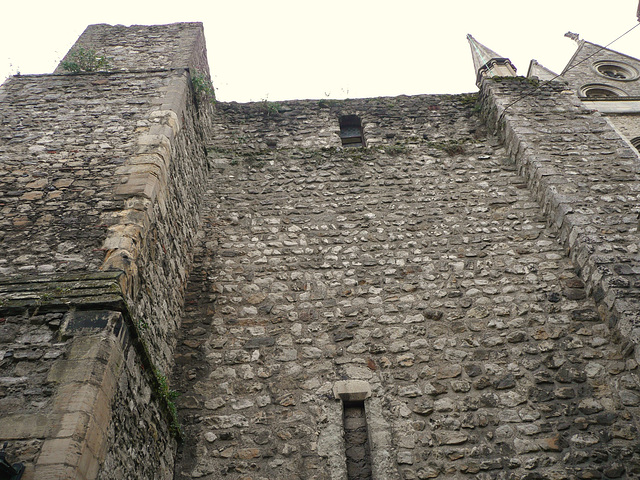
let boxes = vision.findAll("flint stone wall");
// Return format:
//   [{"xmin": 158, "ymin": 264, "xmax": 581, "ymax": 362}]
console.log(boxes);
[
  {"xmin": 172, "ymin": 94, "xmax": 640, "ymax": 479},
  {"xmin": 4, "ymin": 20, "xmax": 640, "ymax": 480}
]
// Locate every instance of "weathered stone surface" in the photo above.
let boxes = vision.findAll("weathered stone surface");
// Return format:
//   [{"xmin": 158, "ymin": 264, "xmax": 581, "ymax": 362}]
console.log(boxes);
[
  {"xmin": 170, "ymin": 88, "xmax": 640, "ymax": 479},
  {"xmin": 5, "ymin": 21, "xmax": 640, "ymax": 480},
  {"xmin": 0, "ymin": 22, "xmax": 212, "ymax": 480},
  {"xmin": 54, "ymin": 23, "xmax": 210, "ymax": 76}
]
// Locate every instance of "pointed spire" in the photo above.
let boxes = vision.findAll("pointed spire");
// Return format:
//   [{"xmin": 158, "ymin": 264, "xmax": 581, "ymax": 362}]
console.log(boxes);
[{"xmin": 467, "ymin": 34, "xmax": 517, "ymax": 87}]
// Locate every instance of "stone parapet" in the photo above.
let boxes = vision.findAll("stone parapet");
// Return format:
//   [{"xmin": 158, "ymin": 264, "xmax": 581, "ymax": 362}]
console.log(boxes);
[
  {"xmin": 54, "ymin": 23, "xmax": 210, "ymax": 76},
  {"xmin": 172, "ymin": 93, "xmax": 640, "ymax": 479}
]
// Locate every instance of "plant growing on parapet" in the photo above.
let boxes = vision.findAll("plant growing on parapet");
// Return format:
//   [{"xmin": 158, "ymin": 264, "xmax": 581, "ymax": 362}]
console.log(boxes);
[
  {"xmin": 383, "ymin": 145, "xmax": 408, "ymax": 156},
  {"xmin": 459, "ymin": 93, "xmax": 478, "ymax": 106},
  {"xmin": 260, "ymin": 99, "xmax": 282, "ymax": 116},
  {"xmin": 60, "ymin": 46, "xmax": 112, "ymax": 73},
  {"xmin": 191, "ymin": 70, "xmax": 216, "ymax": 105}
]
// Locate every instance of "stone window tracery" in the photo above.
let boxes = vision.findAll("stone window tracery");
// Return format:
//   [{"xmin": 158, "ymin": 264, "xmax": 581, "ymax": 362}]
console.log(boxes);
[{"xmin": 593, "ymin": 61, "xmax": 638, "ymax": 81}]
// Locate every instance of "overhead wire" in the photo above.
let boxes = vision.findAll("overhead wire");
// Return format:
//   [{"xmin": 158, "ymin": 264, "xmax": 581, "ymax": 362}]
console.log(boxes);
[{"xmin": 497, "ymin": 21, "xmax": 640, "ymax": 118}]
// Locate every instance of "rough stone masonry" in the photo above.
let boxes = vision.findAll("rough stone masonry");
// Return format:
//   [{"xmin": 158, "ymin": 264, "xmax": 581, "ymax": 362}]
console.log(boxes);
[{"xmin": 1, "ymin": 22, "xmax": 640, "ymax": 480}]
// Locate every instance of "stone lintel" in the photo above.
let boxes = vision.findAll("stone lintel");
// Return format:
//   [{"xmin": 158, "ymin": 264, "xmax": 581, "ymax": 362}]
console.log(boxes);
[{"xmin": 333, "ymin": 380, "xmax": 372, "ymax": 402}]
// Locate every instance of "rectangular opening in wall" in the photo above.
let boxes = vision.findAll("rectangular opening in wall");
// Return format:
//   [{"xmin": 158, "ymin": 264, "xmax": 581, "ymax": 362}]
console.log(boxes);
[
  {"xmin": 339, "ymin": 115, "xmax": 366, "ymax": 147},
  {"xmin": 343, "ymin": 400, "xmax": 373, "ymax": 480}
]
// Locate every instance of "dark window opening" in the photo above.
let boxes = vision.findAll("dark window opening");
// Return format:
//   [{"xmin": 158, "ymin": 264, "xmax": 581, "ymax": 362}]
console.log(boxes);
[
  {"xmin": 602, "ymin": 69, "xmax": 627, "ymax": 79},
  {"xmin": 343, "ymin": 400, "xmax": 373, "ymax": 480},
  {"xmin": 339, "ymin": 115, "xmax": 366, "ymax": 147},
  {"xmin": 631, "ymin": 136, "xmax": 640, "ymax": 153}
]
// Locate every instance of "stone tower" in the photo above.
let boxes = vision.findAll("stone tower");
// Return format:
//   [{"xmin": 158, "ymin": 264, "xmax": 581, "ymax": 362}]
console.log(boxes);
[{"xmin": 2, "ymin": 22, "xmax": 640, "ymax": 480}]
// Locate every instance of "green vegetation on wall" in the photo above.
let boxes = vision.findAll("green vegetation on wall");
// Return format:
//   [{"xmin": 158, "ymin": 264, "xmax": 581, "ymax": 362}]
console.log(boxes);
[{"xmin": 60, "ymin": 46, "xmax": 112, "ymax": 73}]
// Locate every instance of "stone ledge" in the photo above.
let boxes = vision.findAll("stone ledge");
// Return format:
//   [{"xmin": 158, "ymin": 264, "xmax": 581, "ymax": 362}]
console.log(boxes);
[{"xmin": 0, "ymin": 272, "xmax": 125, "ymax": 315}]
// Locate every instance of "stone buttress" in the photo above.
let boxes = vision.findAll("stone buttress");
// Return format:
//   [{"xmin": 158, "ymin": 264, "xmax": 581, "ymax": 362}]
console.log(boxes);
[{"xmin": 0, "ymin": 23, "xmax": 213, "ymax": 479}]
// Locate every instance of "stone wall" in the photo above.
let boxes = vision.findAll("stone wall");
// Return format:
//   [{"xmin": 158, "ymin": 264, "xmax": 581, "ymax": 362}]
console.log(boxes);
[
  {"xmin": 0, "ymin": 72, "xmax": 166, "ymax": 276},
  {"xmin": 4, "ymin": 20, "xmax": 640, "ymax": 480},
  {"xmin": 96, "ymin": 318, "xmax": 177, "ymax": 480},
  {"xmin": 102, "ymin": 68, "xmax": 212, "ymax": 374},
  {"xmin": 0, "ymin": 307, "xmax": 68, "ymax": 475},
  {"xmin": 172, "ymin": 93, "xmax": 640, "ymax": 479},
  {"xmin": 0, "ymin": 278, "xmax": 178, "ymax": 479},
  {"xmin": 481, "ymin": 77, "xmax": 640, "ymax": 364},
  {"xmin": 0, "ymin": 23, "xmax": 213, "ymax": 479},
  {"xmin": 606, "ymin": 115, "xmax": 640, "ymax": 144},
  {"xmin": 207, "ymin": 94, "xmax": 476, "ymax": 150}
]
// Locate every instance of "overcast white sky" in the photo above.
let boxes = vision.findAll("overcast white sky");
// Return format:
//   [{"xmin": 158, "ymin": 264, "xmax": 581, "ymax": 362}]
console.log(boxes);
[{"xmin": 1, "ymin": 1, "xmax": 640, "ymax": 102}]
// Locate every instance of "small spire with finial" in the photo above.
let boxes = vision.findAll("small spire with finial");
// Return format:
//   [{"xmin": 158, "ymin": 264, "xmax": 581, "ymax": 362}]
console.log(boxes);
[{"xmin": 467, "ymin": 34, "xmax": 517, "ymax": 87}]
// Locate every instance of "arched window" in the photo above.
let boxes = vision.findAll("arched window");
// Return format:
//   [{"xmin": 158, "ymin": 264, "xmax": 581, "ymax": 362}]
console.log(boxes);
[{"xmin": 580, "ymin": 84, "xmax": 627, "ymax": 98}]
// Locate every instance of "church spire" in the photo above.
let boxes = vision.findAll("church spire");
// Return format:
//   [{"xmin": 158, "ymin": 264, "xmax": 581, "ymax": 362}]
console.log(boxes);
[{"xmin": 467, "ymin": 34, "xmax": 517, "ymax": 87}]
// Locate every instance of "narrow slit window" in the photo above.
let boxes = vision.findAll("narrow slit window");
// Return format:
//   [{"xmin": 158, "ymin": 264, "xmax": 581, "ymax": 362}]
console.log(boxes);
[
  {"xmin": 343, "ymin": 400, "xmax": 373, "ymax": 480},
  {"xmin": 339, "ymin": 115, "xmax": 366, "ymax": 147}
]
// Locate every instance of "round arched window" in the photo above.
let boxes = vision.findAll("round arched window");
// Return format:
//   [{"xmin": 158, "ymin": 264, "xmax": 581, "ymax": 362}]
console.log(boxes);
[
  {"xmin": 580, "ymin": 84, "xmax": 627, "ymax": 98},
  {"xmin": 593, "ymin": 61, "xmax": 638, "ymax": 81}
]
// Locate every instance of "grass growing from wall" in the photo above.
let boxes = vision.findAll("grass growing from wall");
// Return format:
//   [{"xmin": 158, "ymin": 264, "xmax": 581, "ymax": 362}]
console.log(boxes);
[{"xmin": 61, "ymin": 46, "xmax": 112, "ymax": 73}]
